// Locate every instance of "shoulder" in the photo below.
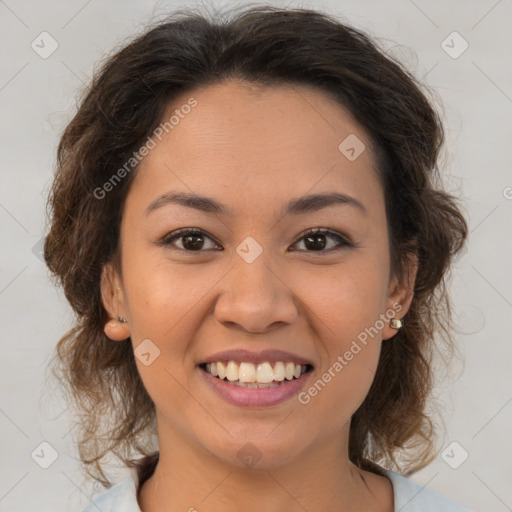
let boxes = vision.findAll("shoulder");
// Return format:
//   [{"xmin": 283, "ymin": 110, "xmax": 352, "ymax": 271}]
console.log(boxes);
[
  {"xmin": 385, "ymin": 470, "xmax": 474, "ymax": 512},
  {"xmin": 80, "ymin": 470, "xmax": 141, "ymax": 512},
  {"xmin": 79, "ymin": 467, "xmax": 475, "ymax": 512}
]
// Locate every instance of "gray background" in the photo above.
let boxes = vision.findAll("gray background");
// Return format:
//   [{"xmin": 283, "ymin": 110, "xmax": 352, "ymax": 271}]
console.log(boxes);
[{"xmin": 0, "ymin": 0, "xmax": 511, "ymax": 511}]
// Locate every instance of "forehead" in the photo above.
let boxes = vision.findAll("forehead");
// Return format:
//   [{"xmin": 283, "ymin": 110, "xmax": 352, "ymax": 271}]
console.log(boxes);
[{"xmin": 128, "ymin": 80, "xmax": 383, "ymax": 218}]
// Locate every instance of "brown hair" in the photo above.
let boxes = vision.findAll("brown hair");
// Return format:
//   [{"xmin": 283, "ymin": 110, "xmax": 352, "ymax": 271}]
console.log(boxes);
[{"xmin": 44, "ymin": 4, "xmax": 467, "ymax": 488}]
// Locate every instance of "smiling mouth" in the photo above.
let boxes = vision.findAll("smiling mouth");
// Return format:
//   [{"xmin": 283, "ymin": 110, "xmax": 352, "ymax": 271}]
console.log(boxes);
[{"xmin": 199, "ymin": 361, "xmax": 314, "ymax": 388}]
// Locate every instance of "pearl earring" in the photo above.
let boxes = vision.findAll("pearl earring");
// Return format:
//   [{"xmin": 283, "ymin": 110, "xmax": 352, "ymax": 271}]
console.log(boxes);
[{"xmin": 390, "ymin": 318, "xmax": 403, "ymax": 329}]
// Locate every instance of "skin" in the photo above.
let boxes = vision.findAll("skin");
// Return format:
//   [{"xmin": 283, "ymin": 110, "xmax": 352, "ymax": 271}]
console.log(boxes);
[{"xmin": 101, "ymin": 80, "xmax": 417, "ymax": 512}]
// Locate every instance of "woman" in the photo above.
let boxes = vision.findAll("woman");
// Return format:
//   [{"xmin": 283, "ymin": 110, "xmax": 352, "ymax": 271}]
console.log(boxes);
[{"xmin": 44, "ymin": 5, "xmax": 472, "ymax": 511}]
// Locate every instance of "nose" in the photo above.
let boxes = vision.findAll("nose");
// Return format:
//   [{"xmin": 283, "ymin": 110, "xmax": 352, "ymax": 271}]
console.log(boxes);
[{"xmin": 214, "ymin": 251, "xmax": 299, "ymax": 334}]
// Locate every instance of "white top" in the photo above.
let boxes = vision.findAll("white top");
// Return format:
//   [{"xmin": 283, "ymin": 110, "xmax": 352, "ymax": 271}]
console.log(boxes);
[{"xmin": 80, "ymin": 467, "xmax": 473, "ymax": 511}]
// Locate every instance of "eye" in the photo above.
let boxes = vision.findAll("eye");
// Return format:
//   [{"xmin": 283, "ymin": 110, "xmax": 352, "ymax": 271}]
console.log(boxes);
[
  {"xmin": 290, "ymin": 228, "xmax": 353, "ymax": 253},
  {"xmin": 159, "ymin": 227, "xmax": 352, "ymax": 254},
  {"xmin": 160, "ymin": 228, "xmax": 221, "ymax": 252}
]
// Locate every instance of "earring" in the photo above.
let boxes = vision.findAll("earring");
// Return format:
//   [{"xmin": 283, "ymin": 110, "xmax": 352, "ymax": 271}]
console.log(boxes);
[
  {"xmin": 118, "ymin": 317, "xmax": 128, "ymax": 323},
  {"xmin": 390, "ymin": 318, "xmax": 403, "ymax": 329},
  {"xmin": 105, "ymin": 318, "xmax": 130, "ymax": 341}
]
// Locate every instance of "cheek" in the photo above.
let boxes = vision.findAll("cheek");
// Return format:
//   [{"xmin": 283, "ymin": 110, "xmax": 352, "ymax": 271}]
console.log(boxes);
[
  {"xmin": 121, "ymin": 253, "xmax": 206, "ymax": 413},
  {"xmin": 295, "ymin": 259, "xmax": 387, "ymax": 412},
  {"xmin": 300, "ymin": 256, "xmax": 389, "ymax": 335},
  {"xmin": 302, "ymin": 345, "xmax": 380, "ymax": 434},
  {"xmin": 300, "ymin": 277, "xmax": 384, "ymax": 424},
  {"xmin": 121, "ymin": 244, "xmax": 210, "ymax": 338}
]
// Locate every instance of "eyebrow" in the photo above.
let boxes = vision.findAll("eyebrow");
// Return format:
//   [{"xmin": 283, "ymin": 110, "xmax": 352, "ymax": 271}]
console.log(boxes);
[{"xmin": 145, "ymin": 191, "xmax": 367, "ymax": 217}]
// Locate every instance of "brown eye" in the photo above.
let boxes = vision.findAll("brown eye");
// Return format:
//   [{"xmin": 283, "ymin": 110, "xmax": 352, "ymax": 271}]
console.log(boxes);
[
  {"xmin": 161, "ymin": 228, "xmax": 220, "ymax": 252},
  {"xmin": 291, "ymin": 228, "xmax": 352, "ymax": 253},
  {"xmin": 160, "ymin": 227, "xmax": 352, "ymax": 254}
]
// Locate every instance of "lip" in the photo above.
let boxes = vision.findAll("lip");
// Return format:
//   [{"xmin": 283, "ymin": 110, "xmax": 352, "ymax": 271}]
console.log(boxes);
[
  {"xmin": 199, "ymin": 366, "xmax": 313, "ymax": 407},
  {"xmin": 199, "ymin": 348, "xmax": 314, "ymax": 366}
]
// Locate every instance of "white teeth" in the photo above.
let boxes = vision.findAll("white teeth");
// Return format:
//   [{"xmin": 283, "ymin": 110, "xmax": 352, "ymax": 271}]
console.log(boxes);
[
  {"xmin": 273, "ymin": 362, "xmax": 285, "ymax": 381},
  {"xmin": 256, "ymin": 362, "xmax": 274, "ymax": 383},
  {"xmin": 204, "ymin": 360, "xmax": 309, "ymax": 383},
  {"xmin": 226, "ymin": 361, "xmax": 239, "ymax": 381},
  {"xmin": 217, "ymin": 361, "xmax": 226, "ymax": 380},
  {"xmin": 233, "ymin": 381, "xmax": 280, "ymax": 388},
  {"xmin": 239, "ymin": 362, "xmax": 256, "ymax": 383},
  {"xmin": 285, "ymin": 362, "xmax": 295, "ymax": 380}
]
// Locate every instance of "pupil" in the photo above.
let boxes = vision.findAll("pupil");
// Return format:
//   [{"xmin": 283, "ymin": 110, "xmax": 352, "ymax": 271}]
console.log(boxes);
[
  {"xmin": 183, "ymin": 233, "xmax": 327, "ymax": 251},
  {"xmin": 183, "ymin": 233, "xmax": 203, "ymax": 250},
  {"xmin": 305, "ymin": 234, "xmax": 326, "ymax": 251}
]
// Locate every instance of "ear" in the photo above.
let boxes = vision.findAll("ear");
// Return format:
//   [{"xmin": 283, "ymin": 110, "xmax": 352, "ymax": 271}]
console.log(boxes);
[
  {"xmin": 100, "ymin": 262, "xmax": 130, "ymax": 341},
  {"xmin": 382, "ymin": 253, "xmax": 418, "ymax": 341}
]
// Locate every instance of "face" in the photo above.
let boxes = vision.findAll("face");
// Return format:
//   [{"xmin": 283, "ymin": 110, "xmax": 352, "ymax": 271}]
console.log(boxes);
[{"xmin": 102, "ymin": 80, "xmax": 415, "ymax": 469}]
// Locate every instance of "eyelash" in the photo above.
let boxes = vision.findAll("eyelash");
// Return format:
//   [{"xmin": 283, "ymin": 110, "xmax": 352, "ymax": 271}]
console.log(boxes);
[{"xmin": 159, "ymin": 227, "xmax": 353, "ymax": 254}]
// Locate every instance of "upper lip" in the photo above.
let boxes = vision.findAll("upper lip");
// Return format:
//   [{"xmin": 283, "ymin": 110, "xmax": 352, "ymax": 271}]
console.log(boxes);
[{"xmin": 200, "ymin": 348, "xmax": 314, "ymax": 367}]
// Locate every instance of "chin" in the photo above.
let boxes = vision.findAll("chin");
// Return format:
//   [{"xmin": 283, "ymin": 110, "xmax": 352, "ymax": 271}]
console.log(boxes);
[{"xmin": 205, "ymin": 433, "xmax": 307, "ymax": 471}]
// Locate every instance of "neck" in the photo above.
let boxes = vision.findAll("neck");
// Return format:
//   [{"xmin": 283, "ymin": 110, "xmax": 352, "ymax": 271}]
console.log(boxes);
[{"xmin": 137, "ymin": 421, "xmax": 393, "ymax": 512}]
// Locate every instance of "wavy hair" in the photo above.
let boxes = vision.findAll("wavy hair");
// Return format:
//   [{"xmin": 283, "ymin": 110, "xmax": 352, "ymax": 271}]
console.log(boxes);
[{"xmin": 44, "ymin": 4, "xmax": 468, "ymax": 487}]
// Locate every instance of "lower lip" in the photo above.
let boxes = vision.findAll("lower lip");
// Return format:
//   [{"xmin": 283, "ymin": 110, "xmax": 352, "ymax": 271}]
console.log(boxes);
[{"xmin": 199, "ymin": 367, "xmax": 312, "ymax": 407}]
